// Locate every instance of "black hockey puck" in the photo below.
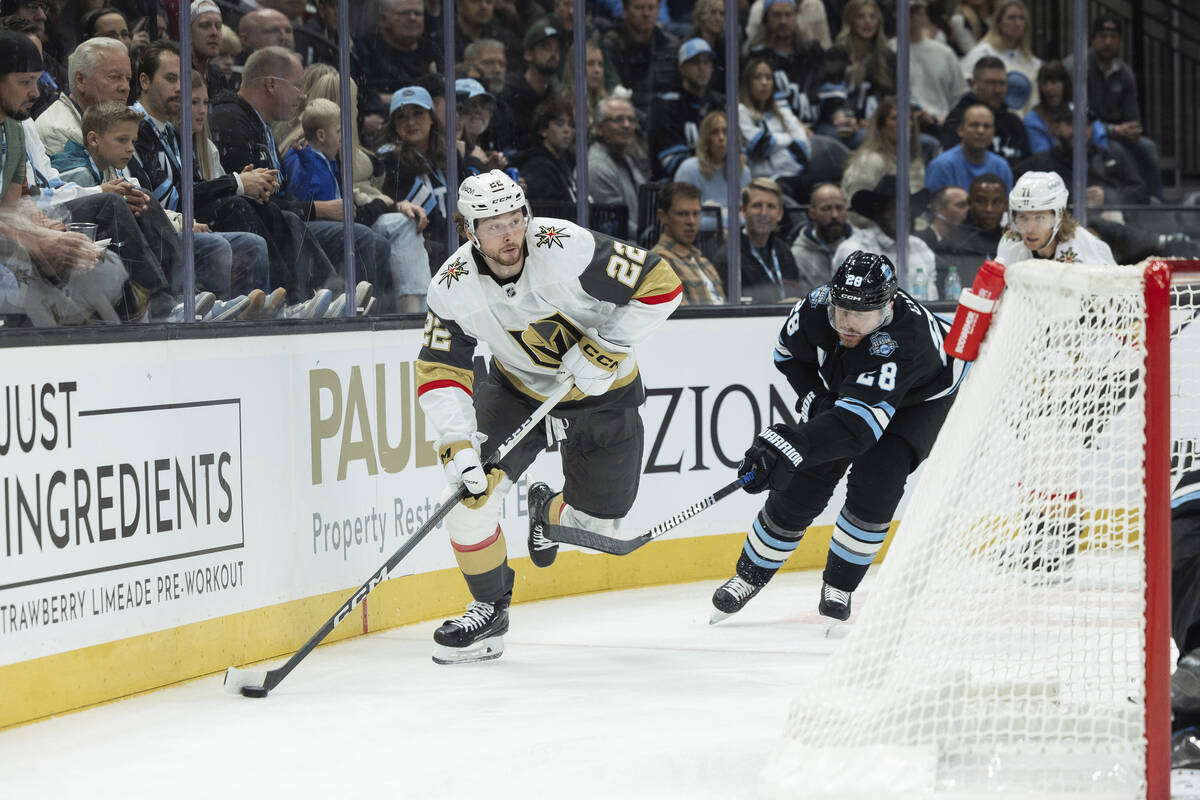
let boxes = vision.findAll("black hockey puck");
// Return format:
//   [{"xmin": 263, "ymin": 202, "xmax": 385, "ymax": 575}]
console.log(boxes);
[{"xmin": 241, "ymin": 686, "xmax": 269, "ymax": 698}]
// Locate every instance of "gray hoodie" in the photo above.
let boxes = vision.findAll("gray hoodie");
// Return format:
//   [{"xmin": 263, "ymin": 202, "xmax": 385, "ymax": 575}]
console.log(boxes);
[{"xmin": 790, "ymin": 222, "xmax": 852, "ymax": 294}]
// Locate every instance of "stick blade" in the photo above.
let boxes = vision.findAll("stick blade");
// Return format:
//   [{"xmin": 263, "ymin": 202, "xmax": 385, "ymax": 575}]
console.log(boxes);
[
  {"xmin": 224, "ymin": 666, "xmax": 269, "ymax": 696},
  {"xmin": 543, "ymin": 524, "xmax": 648, "ymax": 555}
]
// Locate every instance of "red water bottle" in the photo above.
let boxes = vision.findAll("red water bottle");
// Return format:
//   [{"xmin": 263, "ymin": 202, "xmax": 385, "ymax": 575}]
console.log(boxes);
[{"xmin": 944, "ymin": 260, "xmax": 1006, "ymax": 361}]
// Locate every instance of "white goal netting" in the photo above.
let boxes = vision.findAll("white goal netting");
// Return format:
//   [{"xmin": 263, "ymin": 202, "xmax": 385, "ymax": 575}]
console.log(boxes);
[{"xmin": 762, "ymin": 260, "xmax": 1200, "ymax": 800}]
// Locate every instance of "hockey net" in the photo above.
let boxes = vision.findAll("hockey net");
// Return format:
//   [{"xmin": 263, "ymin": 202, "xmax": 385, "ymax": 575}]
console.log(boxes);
[{"xmin": 762, "ymin": 259, "xmax": 1200, "ymax": 799}]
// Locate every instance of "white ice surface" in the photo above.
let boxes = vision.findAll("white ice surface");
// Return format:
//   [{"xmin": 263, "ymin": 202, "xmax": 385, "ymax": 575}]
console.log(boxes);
[{"xmin": 0, "ymin": 571, "xmax": 855, "ymax": 800}]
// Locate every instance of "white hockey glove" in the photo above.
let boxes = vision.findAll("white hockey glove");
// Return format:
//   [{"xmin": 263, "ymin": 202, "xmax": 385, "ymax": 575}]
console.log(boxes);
[
  {"xmin": 437, "ymin": 433, "xmax": 489, "ymax": 496},
  {"xmin": 557, "ymin": 333, "xmax": 631, "ymax": 396}
]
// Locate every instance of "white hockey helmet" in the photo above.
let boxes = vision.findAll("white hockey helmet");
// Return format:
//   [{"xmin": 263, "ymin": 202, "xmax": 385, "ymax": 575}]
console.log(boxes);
[
  {"xmin": 457, "ymin": 169, "xmax": 531, "ymax": 241},
  {"xmin": 1009, "ymin": 171, "xmax": 1069, "ymax": 242}
]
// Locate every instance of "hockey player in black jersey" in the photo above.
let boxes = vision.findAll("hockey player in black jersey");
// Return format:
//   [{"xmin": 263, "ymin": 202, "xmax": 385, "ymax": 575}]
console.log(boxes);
[{"xmin": 711, "ymin": 250, "xmax": 966, "ymax": 625}]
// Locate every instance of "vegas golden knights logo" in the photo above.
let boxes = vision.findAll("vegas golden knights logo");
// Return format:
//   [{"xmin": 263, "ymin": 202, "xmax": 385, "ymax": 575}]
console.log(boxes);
[{"xmin": 508, "ymin": 312, "xmax": 583, "ymax": 368}]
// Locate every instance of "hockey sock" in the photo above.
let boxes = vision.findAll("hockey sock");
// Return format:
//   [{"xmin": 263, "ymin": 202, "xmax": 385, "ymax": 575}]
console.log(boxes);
[
  {"xmin": 545, "ymin": 493, "xmax": 565, "ymax": 525},
  {"xmin": 735, "ymin": 508, "xmax": 804, "ymax": 586},
  {"xmin": 824, "ymin": 508, "xmax": 890, "ymax": 591},
  {"xmin": 452, "ymin": 525, "xmax": 516, "ymax": 602}
]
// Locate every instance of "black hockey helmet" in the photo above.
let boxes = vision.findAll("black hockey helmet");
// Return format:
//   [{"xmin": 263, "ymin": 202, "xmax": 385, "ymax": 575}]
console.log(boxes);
[{"xmin": 830, "ymin": 250, "xmax": 898, "ymax": 311}]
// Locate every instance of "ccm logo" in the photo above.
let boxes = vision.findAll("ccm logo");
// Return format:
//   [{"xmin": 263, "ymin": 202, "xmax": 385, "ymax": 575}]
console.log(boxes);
[{"xmin": 582, "ymin": 341, "xmax": 621, "ymax": 371}]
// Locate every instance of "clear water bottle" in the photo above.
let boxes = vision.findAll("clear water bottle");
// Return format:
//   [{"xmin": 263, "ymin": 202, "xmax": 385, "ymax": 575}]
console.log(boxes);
[
  {"xmin": 944, "ymin": 266, "xmax": 962, "ymax": 301},
  {"xmin": 910, "ymin": 266, "xmax": 930, "ymax": 301}
]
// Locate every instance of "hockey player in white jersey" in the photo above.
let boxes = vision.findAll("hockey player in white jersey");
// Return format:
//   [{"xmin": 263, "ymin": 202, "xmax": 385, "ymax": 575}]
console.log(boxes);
[
  {"xmin": 996, "ymin": 171, "xmax": 1116, "ymax": 267},
  {"xmin": 415, "ymin": 170, "xmax": 683, "ymax": 664}
]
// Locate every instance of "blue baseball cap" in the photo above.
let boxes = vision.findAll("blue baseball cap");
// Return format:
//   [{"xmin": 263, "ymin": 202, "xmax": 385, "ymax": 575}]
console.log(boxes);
[
  {"xmin": 761, "ymin": 0, "xmax": 796, "ymax": 12},
  {"xmin": 677, "ymin": 37, "xmax": 713, "ymax": 65},
  {"xmin": 389, "ymin": 86, "xmax": 433, "ymax": 115},
  {"xmin": 455, "ymin": 78, "xmax": 494, "ymax": 104}
]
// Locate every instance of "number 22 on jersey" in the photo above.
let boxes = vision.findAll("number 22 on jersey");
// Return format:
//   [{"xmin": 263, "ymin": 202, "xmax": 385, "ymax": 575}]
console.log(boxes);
[{"xmin": 606, "ymin": 242, "xmax": 646, "ymax": 288}]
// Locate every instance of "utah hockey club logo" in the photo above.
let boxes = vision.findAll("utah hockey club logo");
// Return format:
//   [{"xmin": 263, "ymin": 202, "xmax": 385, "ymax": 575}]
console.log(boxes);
[
  {"xmin": 869, "ymin": 331, "xmax": 898, "ymax": 357},
  {"xmin": 534, "ymin": 225, "xmax": 570, "ymax": 249},
  {"xmin": 437, "ymin": 257, "xmax": 470, "ymax": 288},
  {"xmin": 509, "ymin": 312, "xmax": 583, "ymax": 367}
]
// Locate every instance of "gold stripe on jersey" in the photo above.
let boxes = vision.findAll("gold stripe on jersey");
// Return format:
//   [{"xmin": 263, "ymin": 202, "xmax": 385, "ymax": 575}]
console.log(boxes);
[
  {"xmin": 495, "ymin": 360, "xmax": 641, "ymax": 404},
  {"xmin": 632, "ymin": 260, "xmax": 684, "ymax": 304},
  {"xmin": 415, "ymin": 359, "xmax": 475, "ymax": 395}
]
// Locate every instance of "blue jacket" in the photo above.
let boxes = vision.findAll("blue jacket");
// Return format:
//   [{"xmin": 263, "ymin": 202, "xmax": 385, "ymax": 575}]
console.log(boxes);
[
  {"xmin": 50, "ymin": 139, "xmax": 96, "ymax": 179},
  {"xmin": 1023, "ymin": 109, "xmax": 1108, "ymax": 154},
  {"xmin": 282, "ymin": 144, "xmax": 341, "ymax": 204},
  {"xmin": 924, "ymin": 145, "xmax": 1013, "ymax": 193}
]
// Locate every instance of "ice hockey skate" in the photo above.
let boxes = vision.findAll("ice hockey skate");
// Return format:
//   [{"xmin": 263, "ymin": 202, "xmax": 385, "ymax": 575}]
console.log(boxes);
[
  {"xmin": 527, "ymin": 482, "xmax": 559, "ymax": 568},
  {"xmin": 432, "ymin": 595, "xmax": 510, "ymax": 664},
  {"xmin": 818, "ymin": 581, "xmax": 851, "ymax": 622},
  {"xmin": 709, "ymin": 575, "xmax": 764, "ymax": 624}
]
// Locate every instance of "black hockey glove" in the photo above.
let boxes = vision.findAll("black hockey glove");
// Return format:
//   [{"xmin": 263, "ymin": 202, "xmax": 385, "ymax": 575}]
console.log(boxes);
[
  {"xmin": 795, "ymin": 390, "xmax": 835, "ymax": 423},
  {"xmin": 738, "ymin": 424, "xmax": 809, "ymax": 494}
]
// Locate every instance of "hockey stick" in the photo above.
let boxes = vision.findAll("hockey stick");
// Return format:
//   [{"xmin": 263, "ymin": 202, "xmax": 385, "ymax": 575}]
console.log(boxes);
[
  {"xmin": 223, "ymin": 377, "xmax": 575, "ymax": 698},
  {"xmin": 543, "ymin": 470, "xmax": 756, "ymax": 556}
]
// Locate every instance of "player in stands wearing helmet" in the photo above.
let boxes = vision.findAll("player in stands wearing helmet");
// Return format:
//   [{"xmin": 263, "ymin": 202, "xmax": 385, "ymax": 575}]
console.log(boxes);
[
  {"xmin": 710, "ymin": 251, "xmax": 966, "ymax": 626},
  {"xmin": 996, "ymin": 171, "xmax": 1116, "ymax": 266},
  {"xmin": 415, "ymin": 169, "xmax": 683, "ymax": 664}
]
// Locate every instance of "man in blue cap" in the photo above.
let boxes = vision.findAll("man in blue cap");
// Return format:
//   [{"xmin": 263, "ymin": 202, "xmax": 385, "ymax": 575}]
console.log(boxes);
[{"xmin": 648, "ymin": 37, "xmax": 724, "ymax": 180}]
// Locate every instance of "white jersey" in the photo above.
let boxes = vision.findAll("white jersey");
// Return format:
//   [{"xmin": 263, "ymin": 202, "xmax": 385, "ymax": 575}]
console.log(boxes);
[
  {"xmin": 995, "ymin": 225, "xmax": 1116, "ymax": 267},
  {"xmin": 416, "ymin": 218, "xmax": 683, "ymax": 444}
]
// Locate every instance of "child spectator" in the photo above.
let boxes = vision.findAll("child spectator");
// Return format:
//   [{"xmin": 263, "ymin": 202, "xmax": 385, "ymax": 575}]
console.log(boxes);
[
  {"xmin": 56, "ymin": 99, "xmax": 142, "ymax": 186},
  {"xmin": 282, "ymin": 98, "xmax": 343, "ymax": 203}
]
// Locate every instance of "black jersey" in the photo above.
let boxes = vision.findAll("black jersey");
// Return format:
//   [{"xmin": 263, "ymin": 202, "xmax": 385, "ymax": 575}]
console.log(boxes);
[{"xmin": 774, "ymin": 285, "xmax": 967, "ymax": 464}]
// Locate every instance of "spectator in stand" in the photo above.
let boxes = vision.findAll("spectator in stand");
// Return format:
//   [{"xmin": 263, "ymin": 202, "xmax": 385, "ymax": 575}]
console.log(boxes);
[
  {"xmin": 896, "ymin": 0, "xmax": 968, "ymax": 127},
  {"xmin": 37, "ymin": 36, "xmax": 129, "ymax": 157},
  {"xmin": 648, "ymin": 37, "xmax": 724, "ymax": 180},
  {"xmin": 457, "ymin": 77, "xmax": 505, "ymax": 172},
  {"xmin": 733, "ymin": 177, "xmax": 803, "ymax": 304},
  {"xmin": 651, "ymin": 181, "xmax": 726, "ymax": 305},
  {"xmin": 588, "ymin": 95, "xmax": 646, "ymax": 230},
  {"xmin": 511, "ymin": 96, "xmax": 575, "ymax": 204},
  {"xmin": 464, "ymin": 38, "xmax": 506, "ymax": 95},
  {"xmin": 377, "ymin": 86, "xmax": 452, "ymax": 269},
  {"xmin": 946, "ymin": 0, "xmax": 993, "ymax": 56},
  {"xmin": 559, "ymin": 41, "xmax": 610, "ymax": 136},
  {"xmin": 238, "ymin": 9, "xmax": 295, "ymax": 59},
  {"xmin": 599, "ymin": 0, "xmax": 679, "ymax": 115},
  {"xmin": 190, "ymin": 0, "xmax": 231, "ymax": 98},
  {"xmin": 960, "ymin": 0, "xmax": 1040, "ymax": 114},
  {"xmin": 675, "ymin": 110, "xmax": 750, "ymax": 234},
  {"xmin": 1014, "ymin": 104, "xmax": 1149, "ymax": 210},
  {"xmin": 834, "ymin": 175, "xmax": 936, "ymax": 285},
  {"xmin": 791, "ymin": 182, "xmax": 854, "ymax": 293},
  {"xmin": 746, "ymin": 0, "xmax": 833, "ymax": 52},
  {"xmin": 214, "ymin": 25, "xmax": 240, "ymax": 87},
  {"xmin": 210, "ymin": 46, "xmax": 390, "ymax": 301},
  {"xmin": 454, "ymin": 0, "xmax": 521, "ymax": 74},
  {"xmin": 925, "ymin": 103, "xmax": 1012, "ymax": 192},
  {"xmin": 940, "ymin": 55, "xmax": 1029, "ymax": 165},
  {"xmin": 690, "ymin": 0, "xmax": 736, "ymax": 93},
  {"xmin": 746, "ymin": 0, "xmax": 826, "ymax": 131},
  {"xmin": 835, "ymin": 0, "xmax": 895, "ymax": 127},
  {"xmin": 917, "ymin": 184, "xmax": 968, "ymax": 249},
  {"xmin": 0, "ymin": 14, "xmax": 60, "ymax": 118},
  {"xmin": 295, "ymin": 0, "xmax": 339, "ymax": 67},
  {"xmin": 921, "ymin": 172, "xmax": 1005, "ymax": 292},
  {"xmin": 80, "ymin": 7, "xmax": 134, "ymax": 54},
  {"xmin": 1, "ymin": 0, "xmax": 68, "ymax": 97},
  {"xmin": 354, "ymin": 0, "xmax": 440, "ymax": 110},
  {"xmin": 1023, "ymin": 60, "xmax": 1107, "ymax": 155},
  {"xmin": 493, "ymin": 24, "xmax": 560, "ymax": 154},
  {"xmin": 1087, "ymin": 14, "xmax": 1164, "ymax": 201},
  {"xmin": 738, "ymin": 57, "xmax": 809, "ymax": 184},
  {"xmin": 842, "ymin": 95, "xmax": 925, "ymax": 221}
]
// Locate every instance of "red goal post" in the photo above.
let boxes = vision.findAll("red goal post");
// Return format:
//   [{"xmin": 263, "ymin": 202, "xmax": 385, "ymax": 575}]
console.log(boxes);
[{"xmin": 760, "ymin": 258, "xmax": 1200, "ymax": 800}]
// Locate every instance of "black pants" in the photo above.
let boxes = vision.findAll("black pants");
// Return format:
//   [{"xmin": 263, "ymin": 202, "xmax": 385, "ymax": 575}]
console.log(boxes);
[{"xmin": 738, "ymin": 395, "xmax": 954, "ymax": 592}]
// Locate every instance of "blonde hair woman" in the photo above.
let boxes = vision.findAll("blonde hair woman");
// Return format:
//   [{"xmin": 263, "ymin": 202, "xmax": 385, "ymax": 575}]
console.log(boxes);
[
  {"xmin": 960, "ymin": 0, "xmax": 1042, "ymax": 113},
  {"xmin": 833, "ymin": 0, "xmax": 895, "ymax": 125},
  {"xmin": 840, "ymin": 96, "xmax": 924, "ymax": 225},
  {"xmin": 738, "ymin": 57, "xmax": 809, "ymax": 180},
  {"xmin": 947, "ymin": 0, "xmax": 995, "ymax": 55},
  {"xmin": 674, "ymin": 110, "xmax": 751, "ymax": 232}
]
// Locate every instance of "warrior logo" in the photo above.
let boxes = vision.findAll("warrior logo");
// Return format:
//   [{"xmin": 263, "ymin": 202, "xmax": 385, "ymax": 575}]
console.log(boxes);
[
  {"xmin": 509, "ymin": 312, "xmax": 584, "ymax": 368},
  {"xmin": 534, "ymin": 225, "xmax": 571, "ymax": 249},
  {"xmin": 436, "ymin": 257, "xmax": 470, "ymax": 288}
]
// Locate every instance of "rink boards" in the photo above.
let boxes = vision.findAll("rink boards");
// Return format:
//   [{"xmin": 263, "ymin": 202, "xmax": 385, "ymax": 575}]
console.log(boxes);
[{"xmin": 0, "ymin": 315, "xmax": 901, "ymax": 727}]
